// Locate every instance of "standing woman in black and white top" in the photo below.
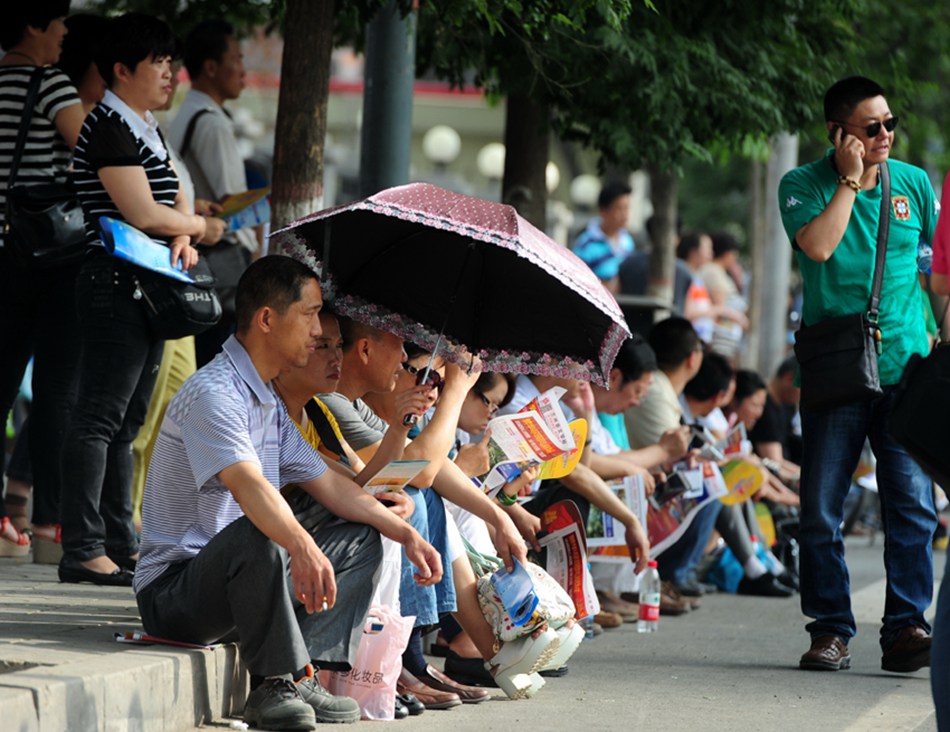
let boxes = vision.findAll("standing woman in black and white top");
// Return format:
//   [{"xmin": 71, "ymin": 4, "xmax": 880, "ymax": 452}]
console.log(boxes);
[
  {"xmin": 60, "ymin": 13, "xmax": 207, "ymax": 586},
  {"xmin": 0, "ymin": 3, "xmax": 85, "ymax": 557}
]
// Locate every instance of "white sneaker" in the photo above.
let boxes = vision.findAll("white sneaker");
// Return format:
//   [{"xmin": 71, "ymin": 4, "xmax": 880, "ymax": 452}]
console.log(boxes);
[{"xmin": 486, "ymin": 628, "xmax": 560, "ymax": 700}]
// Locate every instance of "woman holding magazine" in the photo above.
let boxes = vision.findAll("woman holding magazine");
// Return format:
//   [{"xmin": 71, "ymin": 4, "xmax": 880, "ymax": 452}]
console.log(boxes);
[{"xmin": 59, "ymin": 14, "xmax": 208, "ymax": 586}]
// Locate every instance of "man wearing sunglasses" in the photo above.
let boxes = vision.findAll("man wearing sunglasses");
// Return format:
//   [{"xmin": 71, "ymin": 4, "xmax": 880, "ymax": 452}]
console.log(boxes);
[{"xmin": 779, "ymin": 76, "xmax": 938, "ymax": 675}]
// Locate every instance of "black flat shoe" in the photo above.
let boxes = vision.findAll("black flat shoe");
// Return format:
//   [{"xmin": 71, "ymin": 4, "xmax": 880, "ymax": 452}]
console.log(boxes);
[
  {"xmin": 396, "ymin": 693, "xmax": 425, "ymax": 716},
  {"xmin": 108, "ymin": 554, "xmax": 137, "ymax": 572},
  {"xmin": 443, "ymin": 650, "xmax": 497, "ymax": 687},
  {"xmin": 58, "ymin": 557, "xmax": 133, "ymax": 587},
  {"xmin": 394, "ymin": 696, "xmax": 409, "ymax": 719}
]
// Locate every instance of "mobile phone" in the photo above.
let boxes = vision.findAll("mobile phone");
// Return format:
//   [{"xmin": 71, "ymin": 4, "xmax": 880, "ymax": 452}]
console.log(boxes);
[{"xmin": 828, "ymin": 124, "xmax": 845, "ymax": 145}]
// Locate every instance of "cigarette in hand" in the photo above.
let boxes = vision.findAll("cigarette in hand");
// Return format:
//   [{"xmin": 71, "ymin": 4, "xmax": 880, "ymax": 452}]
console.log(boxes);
[{"xmin": 321, "ymin": 597, "xmax": 329, "ymax": 612}]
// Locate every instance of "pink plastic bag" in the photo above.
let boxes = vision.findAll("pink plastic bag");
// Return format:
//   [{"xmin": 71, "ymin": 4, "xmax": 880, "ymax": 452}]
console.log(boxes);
[{"xmin": 325, "ymin": 605, "xmax": 414, "ymax": 721}]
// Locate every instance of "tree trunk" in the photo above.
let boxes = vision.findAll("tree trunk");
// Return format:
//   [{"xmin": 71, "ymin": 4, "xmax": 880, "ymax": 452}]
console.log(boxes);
[
  {"xmin": 755, "ymin": 131, "xmax": 799, "ymax": 375},
  {"xmin": 270, "ymin": 0, "xmax": 334, "ymax": 230},
  {"xmin": 645, "ymin": 162, "xmax": 677, "ymax": 317},
  {"xmin": 502, "ymin": 94, "xmax": 548, "ymax": 229}
]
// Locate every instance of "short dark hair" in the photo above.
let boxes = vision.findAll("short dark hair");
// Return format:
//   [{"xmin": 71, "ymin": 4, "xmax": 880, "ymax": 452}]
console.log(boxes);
[
  {"xmin": 235, "ymin": 255, "xmax": 318, "ymax": 332},
  {"xmin": 56, "ymin": 14, "xmax": 109, "ymax": 89},
  {"xmin": 711, "ymin": 231, "xmax": 740, "ymax": 258},
  {"xmin": 1, "ymin": 1, "xmax": 70, "ymax": 51},
  {"xmin": 612, "ymin": 334, "xmax": 658, "ymax": 384},
  {"xmin": 474, "ymin": 372, "xmax": 518, "ymax": 409},
  {"xmin": 684, "ymin": 351, "xmax": 734, "ymax": 401},
  {"xmin": 676, "ymin": 231, "xmax": 705, "ymax": 262},
  {"xmin": 734, "ymin": 369, "xmax": 767, "ymax": 403},
  {"xmin": 337, "ymin": 316, "xmax": 387, "ymax": 352},
  {"xmin": 96, "ymin": 13, "xmax": 177, "ymax": 88},
  {"xmin": 775, "ymin": 355, "xmax": 798, "ymax": 379},
  {"xmin": 824, "ymin": 76, "xmax": 886, "ymax": 124},
  {"xmin": 183, "ymin": 19, "xmax": 235, "ymax": 81},
  {"xmin": 598, "ymin": 181, "xmax": 632, "ymax": 211},
  {"xmin": 648, "ymin": 317, "xmax": 701, "ymax": 371}
]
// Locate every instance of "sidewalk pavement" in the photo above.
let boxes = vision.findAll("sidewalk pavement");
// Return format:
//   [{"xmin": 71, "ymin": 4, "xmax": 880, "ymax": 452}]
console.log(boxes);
[{"xmin": 1, "ymin": 537, "xmax": 943, "ymax": 732}]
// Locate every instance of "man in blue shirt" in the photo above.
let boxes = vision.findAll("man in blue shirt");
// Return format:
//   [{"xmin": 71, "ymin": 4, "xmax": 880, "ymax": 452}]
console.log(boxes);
[
  {"xmin": 572, "ymin": 180, "xmax": 636, "ymax": 294},
  {"xmin": 135, "ymin": 256, "xmax": 441, "ymax": 730}
]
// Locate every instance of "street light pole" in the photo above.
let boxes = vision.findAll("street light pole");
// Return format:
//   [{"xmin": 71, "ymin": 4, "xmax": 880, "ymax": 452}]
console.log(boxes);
[{"xmin": 359, "ymin": 0, "xmax": 416, "ymax": 197}]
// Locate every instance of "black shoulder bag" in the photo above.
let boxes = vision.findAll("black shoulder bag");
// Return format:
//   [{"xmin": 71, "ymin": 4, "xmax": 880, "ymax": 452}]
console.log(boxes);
[
  {"xmin": 4, "ymin": 67, "xmax": 87, "ymax": 268},
  {"xmin": 793, "ymin": 162, "xmax": 890, "ymax": 412},
  {"xmin": 890, "ymin": 299, "xmax": 950, "ymax": 487}
]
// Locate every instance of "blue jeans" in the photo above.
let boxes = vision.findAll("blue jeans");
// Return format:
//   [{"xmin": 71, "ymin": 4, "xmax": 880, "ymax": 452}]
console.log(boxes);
[
  {"xmin": 656, "ymin": 499, "xmax": 722, "ymax": 586},
  {"xmin": 61, "ymin": 254, "xmax": 164, "ymax": 561},
  {"xmin": 400, "ymin": 487, "xmax": 455, "ymax": 626},
  {"xmin": 799, "ymin": 386, "xmax": 936, "ymax": 646}
]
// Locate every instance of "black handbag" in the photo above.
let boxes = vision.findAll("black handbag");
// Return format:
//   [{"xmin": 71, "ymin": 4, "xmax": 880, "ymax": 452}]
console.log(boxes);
[
  {"xmin": 890, "ymin": 301, "xmax": 950, "ymax": 487},
  {"xmin": 793, "ymin": 162, "xmax": 891, "ymax": 412},
  {"xmin": 130, "ymin": 257, "xmax": 222, "ymax": 341},
  {"xmin": 4, "ymin": 67, "xmax": 87, "ymax": 269}
]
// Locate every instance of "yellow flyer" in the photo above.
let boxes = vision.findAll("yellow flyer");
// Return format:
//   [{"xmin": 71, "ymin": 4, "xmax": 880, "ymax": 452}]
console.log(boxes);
[{"xmin": 539, "ymin": 418, "xmax": 586, "ymax": 480}]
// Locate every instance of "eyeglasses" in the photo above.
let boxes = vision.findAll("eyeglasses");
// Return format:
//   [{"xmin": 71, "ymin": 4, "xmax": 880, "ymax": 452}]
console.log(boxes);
[
  {"xmin": 832, "ymin": 116, "xmax": 899, "ymax": 138},
  {"xmin": 403, "ymin": 362, "xmax": 445, "ymax": 392},
  {"xmin": 473, "ymin": 388, "xmax": 500, "ymax": 415}
]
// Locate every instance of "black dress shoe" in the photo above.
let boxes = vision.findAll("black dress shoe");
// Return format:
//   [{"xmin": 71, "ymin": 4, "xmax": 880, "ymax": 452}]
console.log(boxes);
[
  {"xmin": 394, "ymin": 696, "xmax": 409, "ymax": 719},
  {"xmin": 737, "ymin": 573, "xmax": 793, "ymax": 598},
  {"xmin": 673, "ymin": 579, "xmax": 705, "ymax": 597},
  {"xmin": 539, "ymin": 665, "xmax": 569, "ymax": 678},
  {"xmin": 396, "ymin": 693, "xmax": 425, "ymax": 716},
  {"xmin": 58, "ymin": 557, "xmax": 134, "ymax": 587},
  {"xmin": 443, "ymin": 650, "xmax": 497, "ymax": 687},
  {"xmin": 775, "ymin": 570, "xmax": 799, "ymax": 592}
]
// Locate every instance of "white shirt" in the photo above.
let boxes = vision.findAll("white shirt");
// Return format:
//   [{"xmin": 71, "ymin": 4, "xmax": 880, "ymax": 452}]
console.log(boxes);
[{"xmin": 102, "ymin": 90, "xmax": 167, "ymax": 161}]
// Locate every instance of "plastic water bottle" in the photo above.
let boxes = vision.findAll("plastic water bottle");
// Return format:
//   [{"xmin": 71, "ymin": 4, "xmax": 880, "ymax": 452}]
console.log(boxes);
[
  {"xmin": 918, "ymin": 241, "xmax": 933, "ymax": 274},
  {"xmin": 637, "ymin": 560, "xmax": 661, "ymax": 633},
  {"xmin": 580, "ymin": 616, "xmax": 595, "ymax": 640}
]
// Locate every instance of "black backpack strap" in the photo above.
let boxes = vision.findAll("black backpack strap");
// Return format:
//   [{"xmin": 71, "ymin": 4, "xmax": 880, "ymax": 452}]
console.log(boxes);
[
  {"xmin": 304, "ymin": 399, "xmax": 347, "ymax": 460},
  {"xmin": 868, "ymin": 161, "xmax": 891, "ymax": 321},
  {"xmin": 179, "ymin": 108, "xmax": 212, "ymax": 158}
]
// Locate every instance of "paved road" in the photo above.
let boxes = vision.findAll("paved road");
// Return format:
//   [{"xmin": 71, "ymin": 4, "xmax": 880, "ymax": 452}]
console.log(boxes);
[{"xmin": 1, "ymin": 536, "xmax": 943, "ymax": 732}]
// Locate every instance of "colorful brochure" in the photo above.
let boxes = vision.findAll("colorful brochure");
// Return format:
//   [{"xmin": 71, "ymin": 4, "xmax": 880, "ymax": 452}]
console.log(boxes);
[
  {"xmin": 218, "ymin": 188, "xmax": 270, "ymax": 231},
  {"xmin": 363, "ymin": 460, "xmax": 430, "ymax": 496}
]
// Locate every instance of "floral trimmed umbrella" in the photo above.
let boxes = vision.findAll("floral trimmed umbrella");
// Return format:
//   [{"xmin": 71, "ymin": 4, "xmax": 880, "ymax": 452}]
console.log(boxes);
[{"xmin": 270, "ymin": 183, "xmax": 630, "ymax": 386}]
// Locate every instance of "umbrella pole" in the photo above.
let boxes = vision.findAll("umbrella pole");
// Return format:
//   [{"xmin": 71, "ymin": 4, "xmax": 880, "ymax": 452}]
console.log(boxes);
[{"xmin": 321, "ymin": 220, "xmax": 332, "ymax": 291}]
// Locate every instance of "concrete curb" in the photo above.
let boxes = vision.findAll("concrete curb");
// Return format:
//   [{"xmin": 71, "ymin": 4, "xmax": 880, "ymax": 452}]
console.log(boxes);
[{"xmin": 0, "ymin": 642, "xmax": 245, "ymax": 732}]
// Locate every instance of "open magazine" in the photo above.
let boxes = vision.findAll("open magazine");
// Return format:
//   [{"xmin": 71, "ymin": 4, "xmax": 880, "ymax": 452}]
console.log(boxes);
[
  {"xmin": 477, "ymin": 387, "xmax": 579, "ymax": 498},
  {"xmin": 586, "ymin": 475, "xmax": 646, "ymax": 548},
  {"xmin": 538, "ymin": 499, "xmax": 599, "ymax": 619},
  {"xmin": 218, "ymin": 188, "xmax": 271, "ymax": 231}
]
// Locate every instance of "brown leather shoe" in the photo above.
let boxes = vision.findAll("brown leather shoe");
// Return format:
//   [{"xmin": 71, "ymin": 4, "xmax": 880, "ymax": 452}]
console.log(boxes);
[
  {"xmin": 800, "ymin": 635, "xmax": 851, "ymax": 671},
  {"xmin": 881, "ymin": 625, "xmax": 931, "ymax": 673},
  {"xmin": 596, "ymin": 590, "xmax": 639, "ymax": 622},
  {"xmin": 417, "ymin": 665, "xmax": 490, "ymax": 703},
  {"xmin": 659, "ymin": 581, "xmax": 693, "ymax": 615},
  {"xmin": 397, "ymin": 668, "xmax": 462, "ymax": 709},
  {"xmin": 593, "ymin": 610, "xmax": 623, "ymax": 628}
]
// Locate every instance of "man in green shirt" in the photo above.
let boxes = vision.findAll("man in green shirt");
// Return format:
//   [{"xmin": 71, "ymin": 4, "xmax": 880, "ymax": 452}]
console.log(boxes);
[{"xmin": 779, "ymin": 76, "xmax": 937, "ymax": 675}]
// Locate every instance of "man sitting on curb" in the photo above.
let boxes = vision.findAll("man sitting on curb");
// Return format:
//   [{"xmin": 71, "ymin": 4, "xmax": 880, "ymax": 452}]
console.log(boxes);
[{"xmin": 134, "ymin": 256, "xmax": 442, "ymax": 731}]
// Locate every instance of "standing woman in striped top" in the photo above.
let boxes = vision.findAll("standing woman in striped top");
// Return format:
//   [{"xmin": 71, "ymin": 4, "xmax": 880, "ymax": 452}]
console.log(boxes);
[
  {"xmin": 60, "ymin": 13, "xmax": 208, "ymax": 586},
  {"xmin": 0, "ymin": 3, "xmax": 85, "ymax": 556}
]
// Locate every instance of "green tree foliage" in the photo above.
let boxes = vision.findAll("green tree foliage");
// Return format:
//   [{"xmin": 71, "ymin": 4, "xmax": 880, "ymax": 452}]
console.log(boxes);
[{"xmin": 86, "ymin": 0, "xmax": 279, "ymax": 35}]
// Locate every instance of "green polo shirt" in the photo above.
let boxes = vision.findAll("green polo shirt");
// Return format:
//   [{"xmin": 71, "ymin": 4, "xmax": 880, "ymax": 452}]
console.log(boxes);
[{"xmin": 779, "ymin": 152, "xmax": 937, "ymax": 385}]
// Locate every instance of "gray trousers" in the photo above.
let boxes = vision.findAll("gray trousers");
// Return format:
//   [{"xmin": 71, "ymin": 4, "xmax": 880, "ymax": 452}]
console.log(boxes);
[
  {"xmin": 716, "ymin": 502, "xmax": 766, "ymax": 566},
  {"xmin": 137, "ymin": 516, "xmax": 382, "ymax": 677}
]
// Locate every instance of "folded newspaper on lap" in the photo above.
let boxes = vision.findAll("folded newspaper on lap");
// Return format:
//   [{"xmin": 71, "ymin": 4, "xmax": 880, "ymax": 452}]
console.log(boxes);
[
  {"xmin": 478, "ymin": 387, "xmax": 578, "ymax": 497},
  {"xmin": 218, "ymin": 188, "xmax": 271, "ymax": 231},
  {"xmin": 363, "ymin": 460, "xmax": 430, "ymax": 496},
  {"xmin": 646, "ymin": 462, "xmax": 727, "ymax": 557},
  {"xmin": 98, "ymin": 217, "xmax": 196, "ymax": 283},
  {"xmin": 539, "ymin": 499, "xmax": 599, "ymax": 618}
]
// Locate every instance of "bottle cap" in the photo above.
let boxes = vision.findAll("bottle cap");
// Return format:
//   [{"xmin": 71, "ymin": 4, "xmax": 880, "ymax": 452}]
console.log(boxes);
[{"xmin": 648, "ymin": 560, "xmax": 658, "ymax": 568}]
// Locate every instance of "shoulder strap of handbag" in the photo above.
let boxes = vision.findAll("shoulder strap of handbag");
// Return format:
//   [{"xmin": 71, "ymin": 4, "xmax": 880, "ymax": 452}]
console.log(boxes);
[
  {"xmin": 5, "ymin": 67, "xmax": 46, "ymax": 191},
  {"xmin": 868, "ymin": 161, "xmax": 891, "ymax": 321},
  {"xmin": 179, "ymin": 108, "xmax": 212, "ymax": 159},
  {"xmin": 303, "ymin": 398, "xmax": 347, "ymax": 459}
]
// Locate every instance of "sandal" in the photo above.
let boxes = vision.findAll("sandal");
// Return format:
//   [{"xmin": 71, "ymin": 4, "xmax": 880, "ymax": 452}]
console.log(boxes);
[
  {"xmin": 0, "ymin": 517, "xmax": 31, "ymax": 558},
  {"xmin": 32, "ymin": 524, "xmax": 63, "ymax": 565}
]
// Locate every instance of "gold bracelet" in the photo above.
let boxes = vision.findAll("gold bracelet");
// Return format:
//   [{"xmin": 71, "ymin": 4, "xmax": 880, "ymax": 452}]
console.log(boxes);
[{"xmin": 837, "ymin": 175, "xmax": 861, "ymax": 194}]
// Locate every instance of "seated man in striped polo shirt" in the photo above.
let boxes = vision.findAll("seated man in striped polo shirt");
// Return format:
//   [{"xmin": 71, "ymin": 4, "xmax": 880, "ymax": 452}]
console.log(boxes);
[{"xmin": 133, "ymin": 255, "xmax": 443, "ymax": 731}]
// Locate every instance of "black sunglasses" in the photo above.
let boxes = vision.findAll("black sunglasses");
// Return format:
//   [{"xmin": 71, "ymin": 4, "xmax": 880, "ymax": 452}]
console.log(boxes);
[
  {"xmin": 473, "ymin": 388, "xmax": 500, "ymax": 415},
  {"xmin": 833, "ymin": 116, "xmax": 899, "ymax": 138},
  {"xmin": 403, "ymin": 362, "xmax": 445, "ymax": 391}
]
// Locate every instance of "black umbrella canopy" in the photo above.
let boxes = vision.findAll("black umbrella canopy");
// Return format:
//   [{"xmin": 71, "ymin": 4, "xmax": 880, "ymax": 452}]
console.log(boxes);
[{"xmin": 271, "ymin": 183, "xmax": 630, "ymax": 386}]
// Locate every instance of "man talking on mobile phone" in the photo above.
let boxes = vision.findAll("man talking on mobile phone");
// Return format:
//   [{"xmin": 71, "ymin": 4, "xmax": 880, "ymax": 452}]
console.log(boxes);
[{"xmin": 778, "ymin": 77, "xmax": 938, "ymax": 675}]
